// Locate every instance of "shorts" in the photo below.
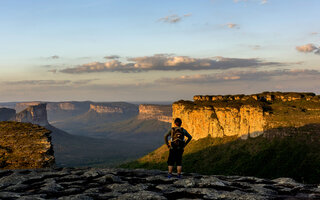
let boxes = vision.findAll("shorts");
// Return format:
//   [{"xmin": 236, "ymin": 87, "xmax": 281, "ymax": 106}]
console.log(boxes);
[{"xmin": 167, "ymin": 148, "xmax": 184, "ymax": 166}]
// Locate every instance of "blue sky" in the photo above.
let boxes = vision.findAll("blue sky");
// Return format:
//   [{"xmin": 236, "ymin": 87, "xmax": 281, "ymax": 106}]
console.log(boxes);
[{"xmin": 0, "ymin": 0, "xmax": 319, "ymax": 102}]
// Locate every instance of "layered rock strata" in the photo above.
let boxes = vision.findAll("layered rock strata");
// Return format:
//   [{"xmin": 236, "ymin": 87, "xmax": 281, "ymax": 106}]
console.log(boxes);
[
  {"xmin": 15, "ymin": 104, "xmax": 49, "ymax": 126},
  {"xmin": 138, "ymin": 104, "xmax": 172, "ymax": 123},
  {"xmin": 47, "ymin": 103, "xmax": 76, "ymax": 111},
  {"xmin": 15, "ymin": 102, "xmax": 41, "ymax": 113},
  {"xmin": 0, "ymin": 121, "xmax": 54, "ymax": 169},
  {"xmin": 174, "ymin": 92, "xmax": 320, "ymax": 140},
  {"xmin": 173, "ymin": 103, "xmax": 265, "ymax": 140},
  {"xmin": 89, "ymin": 104, "xmax": 124, "ymax": 114},
  {"xmin": 194, "ymin": 92, "xmax": 319, "ymax": 102},
  {"xmin": 0, "ymin": 168, "xmax": 319, "ymax": 199}
]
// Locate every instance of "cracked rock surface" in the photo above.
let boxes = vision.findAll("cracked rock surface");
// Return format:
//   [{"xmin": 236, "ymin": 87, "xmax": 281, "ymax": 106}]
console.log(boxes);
[{"xmin": 0, "ymin": 168, "xmax": 319, "ymax": 200}]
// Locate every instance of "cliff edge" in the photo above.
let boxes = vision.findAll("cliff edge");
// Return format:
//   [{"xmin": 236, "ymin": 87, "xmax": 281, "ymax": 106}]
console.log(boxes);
[
  {"xmin": 173, "ymin": 92, "xmax": 320, "ymax": 140},
  {"xmin": 15, "ymin": 104, "xmax": 49, "ymax": 126},
  {"xmin": 0, "ymin": 121, "xmax": 54, "ymax": 169}
]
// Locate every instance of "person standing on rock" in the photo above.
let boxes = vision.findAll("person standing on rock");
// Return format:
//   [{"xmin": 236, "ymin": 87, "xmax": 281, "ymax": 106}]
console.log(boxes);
[{"xmin": 164, "ymin": 118, "xmax": 192, "ymax": 178}]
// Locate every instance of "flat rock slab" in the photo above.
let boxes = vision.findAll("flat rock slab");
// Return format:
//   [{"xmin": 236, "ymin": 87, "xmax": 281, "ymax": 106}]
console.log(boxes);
[{"xmin": 0, "ymin": 168, "xmax": 319, "ymax": 200}]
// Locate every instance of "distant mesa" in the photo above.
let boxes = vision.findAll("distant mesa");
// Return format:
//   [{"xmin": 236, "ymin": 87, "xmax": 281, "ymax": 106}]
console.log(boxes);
[
  {"xmin": 47, "ymin": 102, "xmax": 77, "ymax": 111},
  {"xmin": 89, "ymin": 104, "xmax": 124, "ymax": 114},
  {"xmin": 15, "ymin": 101, "xmax": 42, "ymax": 113},
  {"xmin": 15, "ymin": 103, "xmax": 49, "ymax": 127},
  {"xmin": 138, "ymin": 104, "xmax": 172, "ymax": 123}
]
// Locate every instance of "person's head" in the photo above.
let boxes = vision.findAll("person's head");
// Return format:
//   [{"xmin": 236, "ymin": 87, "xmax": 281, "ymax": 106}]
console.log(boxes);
[{"xmin": 174, "ymin": 118, "xmax": 182, "ymax": 127}]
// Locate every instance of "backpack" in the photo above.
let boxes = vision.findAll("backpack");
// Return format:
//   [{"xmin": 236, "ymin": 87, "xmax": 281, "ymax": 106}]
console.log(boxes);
[{"xmin": 170, "ymin": 127, "xmax": 185, "ymax": 149}]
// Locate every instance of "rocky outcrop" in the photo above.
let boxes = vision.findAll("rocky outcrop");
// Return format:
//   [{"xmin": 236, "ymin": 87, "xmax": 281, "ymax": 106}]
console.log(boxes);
[
  {"xmin": 138, "ymin": 104, "xmax": 172, "ymax": 123},
  {"xmin": 47, "ymin": 103, "xmax": 76, "ymax": 111},
  {"xmin": 173, "ymin": 103, "xmax": 265, "ymax": 140},
  {"xmin": 15, "ymin": 102, "xmax": 41, "ymax": 113},
  {"xmin": 0, "ymin": 108, "xmax": 16, "ymax": 121},
  {"xmin": 0, "ymin": 168, "xmax": 319, "ymax": 199},
  {"xmin": 15, "ymin": 104, "xmax": 49, "ymax": 126},
  {"xmin": 174, "ymin": 92, "xmax": 320, "ymax": 140},
  {"xmin": 89, "ymin": 103, "xmax": 138, "ymax": 115},
  {"xmin": 194, "ymin": 92, "xmax": 319, "ymax": 102},
  {"xmin": 0, "ymin": 121, "xmax": 54, "ymax": 169},
  {"xmin": 89, "ymin": 104, "xmax": 124, "ymax": 114}
]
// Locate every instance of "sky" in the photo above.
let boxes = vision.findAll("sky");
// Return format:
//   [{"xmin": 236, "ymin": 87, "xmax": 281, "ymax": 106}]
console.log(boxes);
[{"xmin": 0, "ymin": 0, "xmax": 319, "ymax": 102}]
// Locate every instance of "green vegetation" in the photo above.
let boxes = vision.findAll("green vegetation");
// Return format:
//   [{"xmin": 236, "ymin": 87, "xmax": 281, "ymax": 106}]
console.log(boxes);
[
  {"xmin": 121, "ymin": 124, "xmax": 320, "ymax": 184},
  {"xmin": 176, "ymin": 98, "xmax": 268, "ymax": 111},
  {"xmin": 0, "ymin": 121, "xmax": 54, "ymax": 169}
]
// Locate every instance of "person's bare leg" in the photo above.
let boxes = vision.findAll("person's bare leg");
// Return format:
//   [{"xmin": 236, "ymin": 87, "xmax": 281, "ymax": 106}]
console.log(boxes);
[
  {"xmin": 168, "ymin": 166, "xmax": 173, "ymax": 174},
  {"xmin": 177, "ymin": 166, "xmax": 182, "ymax": 175}
]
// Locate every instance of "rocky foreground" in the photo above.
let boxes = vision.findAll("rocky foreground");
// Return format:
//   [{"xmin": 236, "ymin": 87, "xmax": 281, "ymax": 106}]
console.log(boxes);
[{"xmin": 0, "ymin": 168, "xmax": 320, "ymax": 200}]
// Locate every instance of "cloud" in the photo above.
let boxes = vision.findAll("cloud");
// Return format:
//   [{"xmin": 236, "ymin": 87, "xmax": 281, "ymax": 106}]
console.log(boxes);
[
  {"xmin": 48, "ymin": 55, "xmax": 59, "ymax": 59},
  {"xmin": 226, "ymin": 23, "xmax": 240, "ymax": 29},
  {"xmin": 104, "ymin": 55, "xmax": 120, "ymax": 60},
  {"xmin": 296, "ymin": 43, "xmax": 319, "ymax": 55},
  {"xmin": 3, "ymin": 79, "xmax": 97, "ymax": 86},
  {"xmin": 250, "ymin": 45, "xmax": 262, "ymax": 50},
  {"xmin": 234, "ymin": 0, "xmax": 267, "ymax": 4},
  {"xmin": 48, "ymin": 69, "xmax": 57, "ymax": 73},
  {"xmin": 4, "ymin": 80, "xmax": 71, "ymax": 85},
  {"xmin": 156, "ymin": 69, "xmax": 320, "ymax": 85},
  {"xmin": 158, "ymin": 13, "xmax": 191, "ymax": 24},
  {"xmin": 59, "ymin": 54, "xmax": 282, "ymax": 74},
  {"xmin": 261, "ymin": 0, "xmax": 268, "ymax": 4}
]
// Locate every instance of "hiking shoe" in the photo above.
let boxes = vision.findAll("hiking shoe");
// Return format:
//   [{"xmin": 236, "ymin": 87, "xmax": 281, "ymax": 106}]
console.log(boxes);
[
  {"xmin": 167, "ymin": 174, "xmax": 173, "ymax": 178},
  {"xmin": 177, "ymin": 174, "xmax": 182, "ymax": 179}
]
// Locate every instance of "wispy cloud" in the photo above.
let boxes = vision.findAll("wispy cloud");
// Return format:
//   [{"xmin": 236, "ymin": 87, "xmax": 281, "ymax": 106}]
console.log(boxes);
[
  {"xmin": 48, "ymin": 69, "xmax": 57, "ymax": 73},
  {"xmin": 3, "ymin": 79, "xmax": 97, "ymax": 86},
  {"xmin": 234, "ymin": 0, "xmax": 268, "ymax": 4},
  {"xmin": 4, "ymin": 80, "xmax": 71, "ymax": 85},
  {"xmin": 261, "ymin": 0, "xmax": 268, "ymax": 4},
  {"xmin": 156, "ymin": 69, "xmax": 320, "ymax": 85},
  {"xmin": 47, "ymin": 55, "xmax": 60, "ymax": 59},
  {"xmin": 158, "ymin": 13, "xmax": 192, "ymax": 24},
  {"xmin": 104, "ymin": 55, "xmax": 120, "ymax": 60},
  {"xmin": 59, "ymin": 54, "xmax": 282, "ymax": 74},
  {"xmin": 225, "ymin": 23, "xmax": 240, "ymax": 29},
  {"xmin": 296, "ymin": 43, "xmax": 320, "ymax": 55},
  {"xmin": 249, "ymin": 45, "xmax": 262, "ymax": 50}
]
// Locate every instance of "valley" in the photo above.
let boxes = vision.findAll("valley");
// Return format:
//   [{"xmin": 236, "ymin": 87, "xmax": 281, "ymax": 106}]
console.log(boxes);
[{"xmin": 0, "ymin": 101, "xmax": 172, "ymax": 167}]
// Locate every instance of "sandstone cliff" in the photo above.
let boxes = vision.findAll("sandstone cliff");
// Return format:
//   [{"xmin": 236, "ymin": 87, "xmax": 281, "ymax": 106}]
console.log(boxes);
[
  {"xmin": 15, "ymin": 102, "xmax": 41, "ymax": 113},
  {"xmin": 0, "ymin": 121, "xmax": 54, "ymax": 169},
  {"xmin": 89, "ymin": 104, "xmax": 124, "ymax": 114},
  {"xmin": 47, "ymin": 102, "xmax": 76, "ymax": 111},
  {"xmin": 0, "ymin": 108, "xmax": 16, "ymax": 121},
  {"xmin": 138, "ymin": 104, "xmax": 172, "ymax": 123},
  {"xmin": 89, "ymin": 103, "xmax": 138, "ymax": 115},
  {"xmin": 15, "ymin": 104, "xmax": 49, "ymax": 126},
  {"xmin": 174, "ymin": 92, "xmax": 320, "ymax": 140}
]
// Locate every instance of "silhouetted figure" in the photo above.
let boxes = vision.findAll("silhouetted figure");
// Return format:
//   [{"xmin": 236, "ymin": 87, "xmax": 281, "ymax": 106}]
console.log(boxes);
[{"xmin": 164, "ymin": 118, "xmax": 192, "ymax": 178}]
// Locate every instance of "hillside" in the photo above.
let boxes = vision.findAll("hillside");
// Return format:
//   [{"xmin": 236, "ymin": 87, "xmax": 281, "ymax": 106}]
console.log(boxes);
[
  {"xmin": 47, "ymin": 125, "xmax": 157, "ymax": 167},
  {"xmin": 51, "ymin": 102, "xmax": 139, "ymax": 134},
  {"xmin": 122, "ymin": 124, "xmax": 320, "ymax": 183},
  {"xmin": 121, "ymin": 92, "xmax": 320, "ymax": 184},
  {"xmin": 0, "ymin": 121, "xmax": 54, "ymax": 169},
  {"xmin": 81, "ymin": 117, "xmax": 171, "ymax": 146}
]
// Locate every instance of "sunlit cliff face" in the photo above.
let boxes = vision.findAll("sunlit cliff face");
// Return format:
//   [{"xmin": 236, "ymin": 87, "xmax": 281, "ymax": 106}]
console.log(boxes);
[{"xmin": 173, "ymin": 92, "xmax": 320, "ymax": 140}]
